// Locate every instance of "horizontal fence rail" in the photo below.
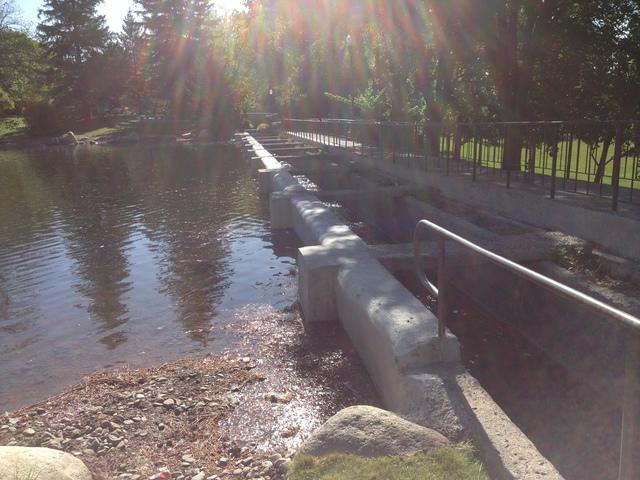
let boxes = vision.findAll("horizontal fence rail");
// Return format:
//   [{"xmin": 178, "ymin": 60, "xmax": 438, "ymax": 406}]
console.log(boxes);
[
  {"xmin": 282, "ymin": 118, "xmax": 640, "ymax": 210},
  {"xmin": 413, "ymin": 218, "xmax": 640, "ymax": 480}
]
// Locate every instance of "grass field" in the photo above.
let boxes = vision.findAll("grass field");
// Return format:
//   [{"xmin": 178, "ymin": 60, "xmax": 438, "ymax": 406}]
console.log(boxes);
[
  {"xmin": 288, "ymin": 446, "xmax": 488, "ymax": 480},
  {"xmin": 455, "ymin": 137, "xmax": 640, "ymax": 189}
]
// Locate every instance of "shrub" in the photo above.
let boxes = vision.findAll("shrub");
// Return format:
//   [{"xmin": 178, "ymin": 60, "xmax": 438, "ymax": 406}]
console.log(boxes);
[
  {"xmin": 0, "ymin": 87, "xmax": 15, "ymax": 114},
  {"xmin": 23, "ymin": 101, "xmax": 62, "ymax": 137}
]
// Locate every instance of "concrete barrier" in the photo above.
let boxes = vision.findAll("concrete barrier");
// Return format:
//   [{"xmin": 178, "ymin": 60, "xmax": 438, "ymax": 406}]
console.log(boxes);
[{"xmin": 236, "ymin": 132, "xmax": 563, "ymax": 480}]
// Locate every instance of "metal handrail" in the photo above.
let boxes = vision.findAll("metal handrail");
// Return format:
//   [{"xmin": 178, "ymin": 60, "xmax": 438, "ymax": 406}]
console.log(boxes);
[
  {"xmin": 285, "ymin": 117, "xmax": 636, "ymax": 127},
  {"xmin": 283, "ymin": 118, "xmax": 639, "ymax": 210},
  {"xmin": 412, "ymin": 218, "xmax": 640, "ymax": 480}
]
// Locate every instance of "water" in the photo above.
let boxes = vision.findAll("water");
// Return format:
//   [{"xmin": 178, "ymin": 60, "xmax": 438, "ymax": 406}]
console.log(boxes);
[{"xmin": 0, "ymin": 144, "xmax": 298, "ymax": 412}]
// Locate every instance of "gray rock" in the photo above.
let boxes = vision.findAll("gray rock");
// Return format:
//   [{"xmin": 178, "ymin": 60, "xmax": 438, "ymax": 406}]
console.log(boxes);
[
  {"xmin": 0, "ymin": 446, "xmax": 92, "ymax": 480},
  {"xmin": 298, "ymin": 405, "xmax": 449, "ymax": 457}
]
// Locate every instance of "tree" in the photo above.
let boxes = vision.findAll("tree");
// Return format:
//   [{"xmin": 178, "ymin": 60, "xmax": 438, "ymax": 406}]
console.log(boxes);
[
  {"xmin": 37, "ymin": 0, "xmax": 109, "ymax": 119},
  {"xmin": 0, "ymin": 28, "xmax": 44, "ymax": 113},
  {"xmin": 136, "ymin": 0, "xmax": 240, "ymax": 136},
  {"xmin": 0, "ymin": 0, "xmax": 24, "ymax": 31},
  {"xmin": 119, "ymin": 9, "xmax": 147, "ymax": 114}
]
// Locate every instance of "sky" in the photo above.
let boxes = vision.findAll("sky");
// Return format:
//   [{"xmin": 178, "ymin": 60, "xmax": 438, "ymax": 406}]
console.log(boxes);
[{"xmin": 19, "ymin": 0, "xmax": 245, "ymax": 32}]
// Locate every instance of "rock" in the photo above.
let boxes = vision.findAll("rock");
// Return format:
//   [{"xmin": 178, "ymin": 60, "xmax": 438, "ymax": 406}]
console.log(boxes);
[
  {"xmin": 23, "ymin": 428, "xmax": 36, "ymax": 436},
  {"xmin": 163, "ymin": 399, "xmax": 176, "ymax": 407},
  {"xmin": 46, "ymin": 131, "xmax": 78, "ymax": 146},
  {"xmin": 297, "ymin": 405, "xmax": 449, "ymax": 457},
  {"xmin": 191, "ymin": 473, "xmax": 206, "ymax": 480},
  {"xmin": 264, "ymin": 392, "xmax": 292, "ymax": 404},
  {"xmin": 0, "ymin": 446, "xmax": 92, "ymax": 480}
]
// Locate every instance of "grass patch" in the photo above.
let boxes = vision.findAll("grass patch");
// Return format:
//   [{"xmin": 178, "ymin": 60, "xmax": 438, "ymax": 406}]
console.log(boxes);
[
  {"xmin": 288, "ymin": 445, "xmax": 488, "ymax": 480},
  {"xmin": 0, "ymin": 116, "xmax": 28, "ymax": 141},
  {"xmin": 1, "ymin": 115, "xmax": 222, "ymax": 142},
  {"xmin": 67, "ymin": 115, "xmax": 139, "ymax": 139}
]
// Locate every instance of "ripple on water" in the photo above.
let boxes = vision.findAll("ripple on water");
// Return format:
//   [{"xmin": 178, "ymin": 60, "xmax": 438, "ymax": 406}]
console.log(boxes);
[{"xmin": 0, "ymin": 144, "xmax": 300, "ymax": 412}]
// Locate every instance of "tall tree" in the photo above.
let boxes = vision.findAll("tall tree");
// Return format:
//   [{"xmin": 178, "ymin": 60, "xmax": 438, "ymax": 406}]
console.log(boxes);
[
  {"xmin": 119, "ymin": 9, "xmax": 147, "ymax": 113},
  {"xmin": 136, "ymin": 0, "xmax": 240, "ymax": 136},
  {"xmin": 37, "ymin": 0, "xmax": 109, "ymax": 119}
]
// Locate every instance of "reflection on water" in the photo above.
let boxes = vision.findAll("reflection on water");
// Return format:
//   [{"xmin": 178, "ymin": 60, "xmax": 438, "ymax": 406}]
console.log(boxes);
[{"xmin": 0, "ymin": 144, "xmax": 298, "ymax": 411}]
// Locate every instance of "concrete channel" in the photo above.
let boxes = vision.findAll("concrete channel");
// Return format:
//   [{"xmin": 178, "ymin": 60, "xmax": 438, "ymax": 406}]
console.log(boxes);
[{"xmin": 237, "ymin": 132, "xmax": 564, "ymax": 480}]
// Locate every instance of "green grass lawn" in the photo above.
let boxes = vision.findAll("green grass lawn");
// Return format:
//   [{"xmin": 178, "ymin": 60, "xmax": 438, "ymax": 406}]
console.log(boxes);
[
  {"xmin": 0, "ymin": 116, "xmax": 28, "ymax": 141},
  {"xmin": 288, "ymin": 446, "xmax": 488, "ymax": 480},
  {"xmin": 65, "ymin": 115, "xmax": 140, "ymax": 139},
  {"xmin": 456, "ymin": 137, "xmax": 639, "ymax": 189}
]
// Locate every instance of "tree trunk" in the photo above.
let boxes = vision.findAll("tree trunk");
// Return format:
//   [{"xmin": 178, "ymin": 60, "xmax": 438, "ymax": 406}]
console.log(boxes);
[{"xmin": 593, "ymin": 134, "xmax": 613, "ymax": 184}]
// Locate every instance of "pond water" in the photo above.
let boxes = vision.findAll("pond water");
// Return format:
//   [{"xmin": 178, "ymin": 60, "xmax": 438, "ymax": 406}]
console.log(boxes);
[{"xmin": 0, "ymin": 144, "xmax": 298, "ymax": 412}]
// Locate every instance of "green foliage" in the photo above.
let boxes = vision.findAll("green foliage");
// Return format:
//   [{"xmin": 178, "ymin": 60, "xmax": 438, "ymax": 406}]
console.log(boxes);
[
  {"xmin": 0, "ymin": 28, "xmax": 45, "ymax": 113},
  {"xmin": 288, "ymin": 446, "xmax": 488, "ymax": 480},
  {"xmin": 133, "ymin": 0, "xmax": 241, "ymax": 138},
  {"xmin": 37, "ymin": 0, "xmax": 109, "ymax": 118},
  {"xmin": 0, "ymin": 85, "xmax": 13, "ymax": 112},
  {"xmin": 5, "ymin": 0, "xmax": 640, "ymax": 139},
  {"xmin": 0, "ymin": 115, "xmax": 26, "ymax": 140}
]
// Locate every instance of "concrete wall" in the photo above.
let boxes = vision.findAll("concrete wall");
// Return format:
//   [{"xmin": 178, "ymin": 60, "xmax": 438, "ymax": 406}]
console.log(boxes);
[{"xmin": 238, "ymin": 133, "xmax": 563, "ymax": 479}]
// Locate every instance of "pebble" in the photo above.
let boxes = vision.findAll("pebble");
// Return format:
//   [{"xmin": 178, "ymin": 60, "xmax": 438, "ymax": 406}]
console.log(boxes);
[
  {"xmin": 217, "ymin": 457, "xmax": 228, "ymax": 467},
  {"xmin": 191, "ymin": 473, "xmax": 206, "ymax": 480},
  {"xmin": 23, "ymin": 428, "xmax": 36, "ymax": 436},
  {"xmin": 182, "ymin": 454, "xmax": 196, "ymax": 464},
  {"xmin": 163, "ymin": 399, "xmax": 176, "ymax": 407}
]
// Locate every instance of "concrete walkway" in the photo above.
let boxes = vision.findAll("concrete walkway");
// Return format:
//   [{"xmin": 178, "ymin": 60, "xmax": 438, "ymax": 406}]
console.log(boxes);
[{"xmin": 286, "ymin": 130, "xmax": 640, "ymax": 260}]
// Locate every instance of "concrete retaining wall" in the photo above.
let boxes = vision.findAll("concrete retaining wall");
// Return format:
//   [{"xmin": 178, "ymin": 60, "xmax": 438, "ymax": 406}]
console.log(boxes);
[{"xmin": 237, "ymin": 133, "xmax": 563, "ymax": 480}]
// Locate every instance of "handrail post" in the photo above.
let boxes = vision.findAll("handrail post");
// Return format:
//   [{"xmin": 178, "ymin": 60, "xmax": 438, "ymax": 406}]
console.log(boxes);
[
  {"xmin": 612, "ymin": 122, "xmax": 623, "ymax": 211},
  {"xmin": 437, "ymin": 235, "xmax": 447, "ymax": 338},
  {"xmin": 619, "ymin": 331, "xmax": 640, "ymax": 480}
]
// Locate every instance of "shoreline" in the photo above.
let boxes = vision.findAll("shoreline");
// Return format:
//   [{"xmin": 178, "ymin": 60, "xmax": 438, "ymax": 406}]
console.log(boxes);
[{"xmin": 0, "ymin": 306, "xmax": 379, "ymax": 480}]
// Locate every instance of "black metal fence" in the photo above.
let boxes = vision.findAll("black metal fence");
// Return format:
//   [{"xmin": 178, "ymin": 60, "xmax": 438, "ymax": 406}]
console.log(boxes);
[{"xmin": 282, "ymin": 118, "xmax": 640, "ymax": 211}]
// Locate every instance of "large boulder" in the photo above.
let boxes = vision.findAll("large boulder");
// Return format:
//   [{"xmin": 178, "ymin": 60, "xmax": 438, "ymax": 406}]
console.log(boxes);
[
  {"xmin": 45, "ymin": 131, "xmax": 78, "ymax": 146},
  {"xmin": 58, "ymin": 131, "xmax": 78, "ymax": 145},
  {"xmin": 298, "ymin": 405, "xmax": 450, "ymax": 457},
  {"xmin": 0, "ymin": 446, "xmax": 92, "ymax": 480}
]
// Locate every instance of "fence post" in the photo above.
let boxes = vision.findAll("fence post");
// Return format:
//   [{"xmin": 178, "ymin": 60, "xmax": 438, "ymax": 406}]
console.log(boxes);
[
  {"xmin": 612, "ymin": 122, "xmax": 624, "ymax": 211},
  {"xmin": 619, "ymin": 331, "xmax": 640, "ymax": 480},
  {"xmin": 472, "ymin": 126, "xmax": 478, "ymax": 181},
  {"xmin": 379, "ymin": 123, "xmax": 384, "ymax": 161},
  {"xmin": 437, "ymin": 236, "xmax": 447, "ymax": 338},
  {"xmin": 550, "ymin": 125, "xmax": 559, "ymax": 199},
  {"xmin": 445, "ymin": 127, "xmax": 451, "ymax": 175}
]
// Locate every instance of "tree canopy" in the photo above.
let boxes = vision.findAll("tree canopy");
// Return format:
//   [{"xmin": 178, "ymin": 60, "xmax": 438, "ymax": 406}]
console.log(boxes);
[{"xmin": 0, "ymin": 0, "xmax": 639, "ymax": 136}]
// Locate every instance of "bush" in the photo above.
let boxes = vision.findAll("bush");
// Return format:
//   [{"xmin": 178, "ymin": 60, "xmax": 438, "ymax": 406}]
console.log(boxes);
[
  {"xmin": 23, "ymin": 101, "xmax": 63, "ymax": 137},
  {"xmin": 0, "ymin": 87, "xmax": 15, "ymax": 114}
]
